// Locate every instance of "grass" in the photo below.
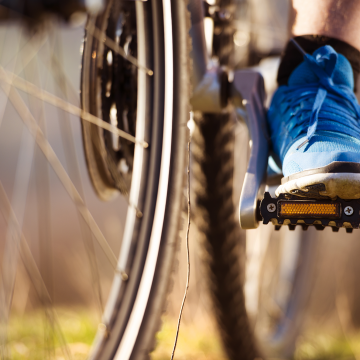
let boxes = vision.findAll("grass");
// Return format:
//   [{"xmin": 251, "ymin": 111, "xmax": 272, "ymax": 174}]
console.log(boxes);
[
  {"xmin": 7, "ymin": 311, "xmax": 226, "ymax": 360},
  {"xmin": 151, "ymin": 317, "xmax": 227, "ymax": 360},
  {"xmin": 6, "ymin": 310, "xmax": 360, "ymax": 360},
  {"xmin": 153, "ymin": 319, "xmax": 360, "ymax": 360},
  {"xmin": 7, "ymin": 308, "xmax": 98, "ymax": 360},
  {"xmin": 295, "ymin": 332, "xmax": 360, "ymax": 360}
]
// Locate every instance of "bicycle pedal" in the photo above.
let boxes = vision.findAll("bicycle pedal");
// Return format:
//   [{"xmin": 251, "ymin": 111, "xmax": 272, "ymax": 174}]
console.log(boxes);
[{"xmin": 260, "ymin": 192, "xmax": 360, "ymax": 232}]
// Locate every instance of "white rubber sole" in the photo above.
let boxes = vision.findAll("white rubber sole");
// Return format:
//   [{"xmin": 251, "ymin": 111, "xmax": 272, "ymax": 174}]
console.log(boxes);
[{"xmin": 276, "ymin": 173, "xmax": 360, "ymax": 200}]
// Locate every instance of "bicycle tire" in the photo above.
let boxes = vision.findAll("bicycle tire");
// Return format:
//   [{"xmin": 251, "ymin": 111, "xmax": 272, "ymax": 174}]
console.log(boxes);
[
  {"xmin": 193, "ymin": 1, "xmax": 316, "ymax": 359},
  {"xmin": 193, "ymin": 113, "xmax": 260, "ymax": 360},
  {"xmin": 193, "ymin": 116, "xmax": 316, "ymax": 360},
  {"xmin": 192, "ymin": 0, "xmax": 259, "ymax": 358},
  {"xmin": 80, "ymin": 0, "xmax": 190, "ymax": 359}
]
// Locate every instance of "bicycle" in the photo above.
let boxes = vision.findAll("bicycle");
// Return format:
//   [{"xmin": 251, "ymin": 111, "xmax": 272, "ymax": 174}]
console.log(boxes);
[{"xmin": 0, "ymin": 0, "xmax": 346, "ymax": 359}]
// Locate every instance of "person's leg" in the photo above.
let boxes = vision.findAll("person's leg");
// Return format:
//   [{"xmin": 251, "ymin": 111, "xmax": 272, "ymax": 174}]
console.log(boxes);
[
  {"xmin": 267, "ymin": 1, "xmax": 360, "ymax": 200},
  {"xmin": 291, "ymin": 0, "xmax": 360, "ymax": 51},
  {"xmin": 277, "ymin": 0, "xmax": 360, "ymax": 88}
]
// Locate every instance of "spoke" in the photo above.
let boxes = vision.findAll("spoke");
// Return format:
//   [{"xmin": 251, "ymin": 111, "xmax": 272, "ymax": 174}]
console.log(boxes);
[
  {"xmin": 4, "ymin": 30, "xmax": 48, "ymax": 75},
  {"xmin": 49, "ymin": 28, "xmax": 105, "ymax": 314},
  {"xmin": 37, "ymin": 48, "xmax": 143, "ymax": 214},
  {"xmin": 0, "ymin": 28, "xmax": 47, "ymax": 359},
  {"xmin": 0, "ymin": 183, "xmax": 73, "ymax": 360},
  {"xmin": 0, "ymin": 66, "xmax": 149, "ymax": 148},
  {"xmin": 0, "ymin": 30, "xmax": 47, "ymax": 130},
  {"xmin": 23, "ymin": 40, "xmax": 57, "ymax": 358},
  {"xmin": 86, "ymin": 18, "xmax": 153, "ymax": 76},
  {"xmin": 47, "ymin": 49, "xmax": 81, "ymax": 104},
  {"xmin": 0, "ymin": 73, "xmax": 127, "ymax": 277},
  {"xmin": 57, "ymin": 114, "xmax": 105, "ymax": 313},
  {"xmin": 0, "ymin": 126, "xmax": 35, "ymax": 358}
]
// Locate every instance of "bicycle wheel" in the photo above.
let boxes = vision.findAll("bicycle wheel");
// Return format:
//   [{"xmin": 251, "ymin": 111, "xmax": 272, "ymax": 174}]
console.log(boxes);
[
  {"xmin": 193, "ymin": 0, "xmax": 316, "ymax": 359},
  {"xmin": 81, "ymin": 0, "xmax": 190, "ymax": 358},
  {"xmin": 0, "ymin": 0, "xmax": 189, "ymax": 359}
]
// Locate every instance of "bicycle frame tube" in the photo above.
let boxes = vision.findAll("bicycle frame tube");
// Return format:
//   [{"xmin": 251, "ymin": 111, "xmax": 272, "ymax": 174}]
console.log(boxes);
[
  {"xmin": 189, "ymin": 0, "xmax": 224, "ymax": 113},
  {"xmin": 188, "ymin": 0, "xmax": 208, "ymax": 89}
]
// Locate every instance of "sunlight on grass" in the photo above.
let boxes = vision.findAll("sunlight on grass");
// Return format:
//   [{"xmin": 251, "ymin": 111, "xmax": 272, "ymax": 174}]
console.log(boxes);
[
  {"xmin": 295, "ymin": 332, "xmax": 360, "ymax": 360},
  {"xmin": 152, "ymin": 318, "xmax": 360, "ymax": 360},
  {"xmin": 8, "ymin": 310, "xmax": 360, "ymax": 360},
  {"xmin": 151, "ymin": 317, "xmax": 227, "ymax": 360},
  {"xmin": 7, "ymin": 308, "xmax": 98, "ymax": 360}
]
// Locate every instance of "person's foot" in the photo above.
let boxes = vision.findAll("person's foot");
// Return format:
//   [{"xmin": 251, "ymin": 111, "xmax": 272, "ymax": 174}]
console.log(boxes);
[{"xmin": 268, "ymin": 44, "xmax": 360, "ymax": 199}]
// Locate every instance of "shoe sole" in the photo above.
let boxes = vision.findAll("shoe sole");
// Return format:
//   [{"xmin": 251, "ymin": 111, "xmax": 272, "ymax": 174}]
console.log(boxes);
[{"xmin": 277, "ymin": 162, "xmax": 360, "ymax": 199}]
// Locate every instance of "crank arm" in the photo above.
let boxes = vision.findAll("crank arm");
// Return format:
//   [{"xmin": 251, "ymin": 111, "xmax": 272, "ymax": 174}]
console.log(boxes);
[
  {"xmin": 260, "ymin": 192, "xmax": 360, "ymax": 233},
  {"xmin": 232, "ymin": 70, "xmax": 269, "ymax": 229}
]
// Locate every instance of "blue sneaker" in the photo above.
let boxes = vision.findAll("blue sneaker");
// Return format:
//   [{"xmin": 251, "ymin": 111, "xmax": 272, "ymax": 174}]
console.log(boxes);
[{"xmin": 268, "ymin": 45, "xmax": 360, "ymax": 199}]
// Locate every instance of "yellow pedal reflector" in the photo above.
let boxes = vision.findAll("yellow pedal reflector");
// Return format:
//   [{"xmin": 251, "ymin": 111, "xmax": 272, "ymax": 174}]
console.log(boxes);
[{"xmin": 278, "ymin": 201, "xmax": 341, "ymax": 218}]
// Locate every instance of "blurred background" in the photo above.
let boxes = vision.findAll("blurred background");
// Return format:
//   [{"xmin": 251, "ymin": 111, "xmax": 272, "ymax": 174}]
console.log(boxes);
[{"xmin": 2, "ymin": 0, "xmax": 360, "ymax": 359}]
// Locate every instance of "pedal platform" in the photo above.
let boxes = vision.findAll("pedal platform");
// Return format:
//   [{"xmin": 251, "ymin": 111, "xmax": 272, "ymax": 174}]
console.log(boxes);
[{"xmin": 260, "ymin": 192, "xmax": 360, "ymax": 233}]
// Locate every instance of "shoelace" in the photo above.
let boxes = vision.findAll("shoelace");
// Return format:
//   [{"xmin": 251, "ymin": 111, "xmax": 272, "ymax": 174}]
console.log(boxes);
[{"xmin": 282, "ymin": 46, "xmax": 360, "ymax": 149}]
